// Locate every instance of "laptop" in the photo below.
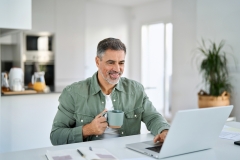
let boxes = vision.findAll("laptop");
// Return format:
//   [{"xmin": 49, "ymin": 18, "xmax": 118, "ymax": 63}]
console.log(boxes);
[{"xmin": 126, "ymin": 105, "xmax": 233, "ymax": 159}]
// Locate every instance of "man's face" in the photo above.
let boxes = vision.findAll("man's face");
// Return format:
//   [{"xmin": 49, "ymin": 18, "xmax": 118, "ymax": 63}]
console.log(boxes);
[{"xmin": 96, "ymin": 49, "xmax": 125, "ymax": 85}]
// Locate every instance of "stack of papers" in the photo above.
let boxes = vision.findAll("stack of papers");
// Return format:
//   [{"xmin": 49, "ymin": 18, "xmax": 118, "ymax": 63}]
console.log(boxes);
[
  {"xmin": 219, "ymin": 125, "xmax": 240, "ymax": 141},
  {"xmin": 46, "ymin": 147, "xmax": 118, "ymax": 160}
]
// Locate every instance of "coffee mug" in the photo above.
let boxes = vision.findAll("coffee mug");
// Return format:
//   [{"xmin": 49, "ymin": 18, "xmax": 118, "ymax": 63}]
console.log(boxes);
[{"xmin": 103, "ymin": 110, "xmax": 124, "ymax": 128}]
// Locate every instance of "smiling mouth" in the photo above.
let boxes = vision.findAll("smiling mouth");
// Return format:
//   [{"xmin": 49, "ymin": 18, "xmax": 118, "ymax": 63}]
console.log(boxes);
[{"xmin": 108, "ymin": 71, "xmax": 122, "ymax": 79}]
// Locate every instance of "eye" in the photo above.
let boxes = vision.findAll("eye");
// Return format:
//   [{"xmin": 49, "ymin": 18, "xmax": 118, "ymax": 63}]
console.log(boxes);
[{"xmin": 107, "ymin": 61, "xmax": 114, "ymax": 64}]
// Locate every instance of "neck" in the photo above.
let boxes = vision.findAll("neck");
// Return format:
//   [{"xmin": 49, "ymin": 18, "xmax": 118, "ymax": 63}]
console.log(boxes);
[{"xmin": 97, "ymin": 72, "xmax": 115, "ymax": 95}]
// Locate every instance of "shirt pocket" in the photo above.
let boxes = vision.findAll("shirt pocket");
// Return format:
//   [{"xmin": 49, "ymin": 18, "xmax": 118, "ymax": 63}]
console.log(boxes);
[
  {"xmin": 75, "ymin": 114, "xmax": 94, "ymax": 127},
  {"xmin": 124, "ymin": 107, "xmax": 144, "ymax": 135}
]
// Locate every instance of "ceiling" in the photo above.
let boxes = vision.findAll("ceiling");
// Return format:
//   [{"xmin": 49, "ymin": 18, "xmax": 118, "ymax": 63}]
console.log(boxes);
[{"xmin": 92, "ymin": 0, "xmax": 159, "ymax": 7}]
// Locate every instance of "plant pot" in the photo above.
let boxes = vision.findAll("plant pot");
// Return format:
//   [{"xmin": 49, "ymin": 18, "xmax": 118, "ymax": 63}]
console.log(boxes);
[{"xmin": 198, "ymin": 90, "xmax": 230, "ymax": 108}]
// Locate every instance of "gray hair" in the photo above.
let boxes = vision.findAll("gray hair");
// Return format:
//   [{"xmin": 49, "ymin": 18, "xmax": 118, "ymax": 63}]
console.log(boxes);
[{"xmin": 97, "ymin": 38, "xmax": 126, "ymax": 60}]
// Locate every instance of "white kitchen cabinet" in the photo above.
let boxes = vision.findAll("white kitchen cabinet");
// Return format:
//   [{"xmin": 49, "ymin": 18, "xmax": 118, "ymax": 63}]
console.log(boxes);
[
  {"xmin": 0, "ymin": 0, "xmax": 31, "ymax": 30},
  {"xmin": 31, "ymin": 0, "xmax": 55, "ymax": 32},
  {"xmin": 0, "ymin": 93, "xmax": 60, "ymax": 153}
]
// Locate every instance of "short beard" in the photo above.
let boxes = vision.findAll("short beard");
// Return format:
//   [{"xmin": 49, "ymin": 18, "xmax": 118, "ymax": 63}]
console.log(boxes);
[{"xmin": 99, "ymin": 70, "xmax": 121, "ymax": 85}]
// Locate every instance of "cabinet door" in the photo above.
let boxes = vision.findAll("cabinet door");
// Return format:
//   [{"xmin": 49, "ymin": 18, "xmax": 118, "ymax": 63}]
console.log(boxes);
[{"xmin": 0, "ymin": 0, "xmax": 31, "ymax": 29}]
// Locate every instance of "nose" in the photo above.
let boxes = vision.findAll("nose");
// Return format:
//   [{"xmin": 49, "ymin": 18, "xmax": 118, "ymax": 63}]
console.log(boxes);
[{"xmin": 112, "ymin": 63, "xmax": 120, "ymax": 72}]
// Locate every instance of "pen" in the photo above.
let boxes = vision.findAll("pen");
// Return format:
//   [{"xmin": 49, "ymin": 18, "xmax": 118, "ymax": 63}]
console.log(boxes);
[
  {"xmin": 89, "ymin": 146, "xmax": 92, "ymax": 151},
  {"xmin": 77, "ymin": 149, "xmax": 85, "ymax": 157}
]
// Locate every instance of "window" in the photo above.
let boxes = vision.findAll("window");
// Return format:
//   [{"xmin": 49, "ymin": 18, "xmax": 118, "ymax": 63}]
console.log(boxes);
[{"xmin": 141, "ymin": 23, "xmax": 172, "ymax": 118}]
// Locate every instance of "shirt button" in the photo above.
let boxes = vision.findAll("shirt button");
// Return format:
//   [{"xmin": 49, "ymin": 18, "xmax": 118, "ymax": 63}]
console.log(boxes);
[
  {"xmin": 81, "ymin": 119, "xmax": 83, "ymax": 122},
  {"xmin": 135, "ymin": 115, "xmax": 137, "ymax": 118},
  {"xmin": 122, "ymin": 132, "xmax": 124, "ymax": 134},
  {"xmin": 96, "ymin": 135, "xmax": 98, "ymax": 137},
  {"xmin": 102, "ymin": 102, "xmax": 104, "ymax": 104},
  {"xmin": 113, "ymin": 99, "xmax": 116, "ymax": 102}
]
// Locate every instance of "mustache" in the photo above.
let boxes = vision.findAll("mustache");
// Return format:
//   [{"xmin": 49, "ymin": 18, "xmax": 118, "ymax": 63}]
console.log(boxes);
[{"xmin": 108, "ymin": 70, "xmax": 122, "ymax": 75}]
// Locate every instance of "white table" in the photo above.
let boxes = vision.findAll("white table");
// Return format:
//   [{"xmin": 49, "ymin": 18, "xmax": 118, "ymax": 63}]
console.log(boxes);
[{"xmin": 0, "ymin": 122, "xmax": 239, "ymax": 160}]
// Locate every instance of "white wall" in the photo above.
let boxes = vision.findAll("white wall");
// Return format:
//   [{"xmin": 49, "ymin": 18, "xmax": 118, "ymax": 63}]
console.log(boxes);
[
  {"xmin": 55, "ymin": 0, "xmax": 86, "ymax": 87},
  {"xmin": 171, "ymin": 0, "xmax": 240, "ymax": 120},
  {"xmin": 171, "ymin": 0, "xmax": 199, "ymax": 117},
  {"xmin": 129, "ymin": 0, "xmax": 172, "ymax": 82},
  {"xmin": 0, "ymin": 94, "xmax": 60, "ymax": 153},
  {"xmin": 0, "ymin": 0, "xmax": 31, "ymax": 30},
  {"xmin": 84, "ymin": 1, "xmax": 130, "ymax": 78},
  {"xmin": 196, "ymin": 0, "xmax": 240, "ymax": 120}
]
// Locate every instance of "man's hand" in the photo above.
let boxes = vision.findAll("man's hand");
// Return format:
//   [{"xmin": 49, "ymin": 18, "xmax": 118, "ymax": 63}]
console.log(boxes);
[
  {"xmin": 82, "ymin": 110, "xmax": 108, "ymax": 138},
  {"xmin": 153, "ymin": 130, "xmax": 168, "ymax": 143}
]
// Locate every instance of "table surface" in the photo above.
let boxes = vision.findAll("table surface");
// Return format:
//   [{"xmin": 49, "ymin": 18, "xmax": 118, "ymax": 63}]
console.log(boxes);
[{"xmin": 0, "ymin": 122, "xmax": 239, "ymax": 160}]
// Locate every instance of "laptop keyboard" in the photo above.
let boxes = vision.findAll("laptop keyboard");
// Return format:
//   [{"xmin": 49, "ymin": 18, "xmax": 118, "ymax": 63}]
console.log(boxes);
[{"xmin": 146, "ymin": 145, "xmax": 162, "ymax": 153}]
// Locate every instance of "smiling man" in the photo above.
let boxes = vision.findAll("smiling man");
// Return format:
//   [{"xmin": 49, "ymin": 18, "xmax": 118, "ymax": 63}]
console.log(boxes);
[{"xmin": 50, "ymin": 38, "xmax": 170, "ymax": 145}]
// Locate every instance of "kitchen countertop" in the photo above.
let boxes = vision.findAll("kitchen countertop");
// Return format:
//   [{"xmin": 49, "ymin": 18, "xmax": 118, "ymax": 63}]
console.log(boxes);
[{"xmin": 1, "ymin": 86, "xmax": 65, "ymax": 96}]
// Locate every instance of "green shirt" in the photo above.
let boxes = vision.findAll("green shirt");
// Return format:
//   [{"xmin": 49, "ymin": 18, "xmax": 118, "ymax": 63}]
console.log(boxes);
[{"xmin": 50, "ymin": 72, "xmax": 170, "ymax": 145}]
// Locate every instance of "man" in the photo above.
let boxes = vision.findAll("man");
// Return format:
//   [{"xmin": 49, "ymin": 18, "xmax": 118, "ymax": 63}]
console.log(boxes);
[{"xmin": 50, "ymin": 38, "xmax": 170, "ymax": 145}]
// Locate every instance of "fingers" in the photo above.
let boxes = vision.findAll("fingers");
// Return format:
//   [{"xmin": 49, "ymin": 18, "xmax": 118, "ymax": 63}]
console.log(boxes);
[
  {"xmin": 90, "ymin": 109, "xmax": 109, "ymax": 135},
  {"xmin": 101, "ymin": 121, "xmax": 108, "ymax": 128},
  {"xmin": 153, "ymin": 135, "xmax": 161, "ymax": 143},
  {"xmin": 96, "ymin": 109, "xmax": 108, "ymax": 118},
  {"xmin": 94, "ymin": 115, "xmax": 107, "ymax": 125},
  {"xmin": 153, "ymin": 130, "xmax": 168, "ymax": 143},
  {"xmin": 98, "ymin": 116, "xmax": 107, "ymax": 122},
  {"xmin": 154, "ymin": 135, "xmax": 162, "ymax": 143}
]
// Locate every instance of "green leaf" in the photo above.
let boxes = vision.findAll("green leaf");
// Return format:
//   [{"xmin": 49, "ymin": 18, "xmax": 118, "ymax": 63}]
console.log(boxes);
[{"xmin": 194, "ymin": 39, "xmax": 235, "ymax": 96}]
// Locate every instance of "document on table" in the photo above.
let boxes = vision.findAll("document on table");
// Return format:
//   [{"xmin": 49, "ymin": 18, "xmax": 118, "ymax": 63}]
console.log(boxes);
[
  {"xmin": 46, "ymin": 147, "xmax": 118, "ymax": 160},
  {"xmin": 219, "ymin": 125, "xmax": 240, "ymax": 141}
]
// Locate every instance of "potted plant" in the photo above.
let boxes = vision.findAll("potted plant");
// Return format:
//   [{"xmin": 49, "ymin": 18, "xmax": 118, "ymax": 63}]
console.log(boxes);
[{"xmin": 195, "ymin": 40, "xmax": 234, "ymax": 108}]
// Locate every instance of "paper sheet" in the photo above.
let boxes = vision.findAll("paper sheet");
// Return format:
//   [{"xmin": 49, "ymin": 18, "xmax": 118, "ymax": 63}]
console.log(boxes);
[
  {"xmin": 46, "ymin": 149, "xmax": 85, "ymax": 160},
  {"xmin": 46, "ymin": 147, "xmax": 118, "ymax": 160},
  {"xmin": 219, "ymin": 125, "xmax": 240, "ymax": 141}
]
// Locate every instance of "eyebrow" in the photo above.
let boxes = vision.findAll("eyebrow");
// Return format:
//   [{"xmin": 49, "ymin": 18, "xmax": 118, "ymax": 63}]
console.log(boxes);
[{"xmin": 106, "ymin": 60, "xmax": 125, "ymax": 63}]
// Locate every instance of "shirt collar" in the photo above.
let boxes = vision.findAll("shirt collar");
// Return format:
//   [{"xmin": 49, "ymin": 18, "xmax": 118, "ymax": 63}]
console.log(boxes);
[
  {"xmin": 90, "ymin": 72, "xmax": 124, "ymax": 95},
  {"xmin": 115, "ymin": 78, "xmax": 124, "ymax": 92}
]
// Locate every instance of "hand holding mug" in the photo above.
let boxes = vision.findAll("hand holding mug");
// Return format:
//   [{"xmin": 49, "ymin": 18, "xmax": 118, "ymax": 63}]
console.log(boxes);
[
  {"xmin": 103, "ymin": 110, "xmax": 124, "ymax": 128},
  {"xmin": 82, "ymin": 110, "xmax": 108, "ymax": 137}
]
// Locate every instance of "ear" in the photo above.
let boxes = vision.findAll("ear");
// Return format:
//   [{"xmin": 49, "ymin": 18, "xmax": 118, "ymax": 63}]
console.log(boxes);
[{"xmin": 95, "ymin": 56, "xmax": 100, "ymax": 67}]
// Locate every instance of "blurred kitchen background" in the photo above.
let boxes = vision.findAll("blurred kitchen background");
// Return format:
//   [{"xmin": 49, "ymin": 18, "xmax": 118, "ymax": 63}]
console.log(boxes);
[{"xmin": 0, "ymin": 0, "xmax": 240, "ymax": 154}]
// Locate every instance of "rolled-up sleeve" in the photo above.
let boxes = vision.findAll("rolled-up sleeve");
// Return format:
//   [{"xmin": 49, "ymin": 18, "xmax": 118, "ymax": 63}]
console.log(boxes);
[
  {"xmin": 140, "ymin": 85, "xmax": 170, "ymax": 136},
  {"xmin": 50, "ymin": 88, "xmax": 84, "ymax": 145}
]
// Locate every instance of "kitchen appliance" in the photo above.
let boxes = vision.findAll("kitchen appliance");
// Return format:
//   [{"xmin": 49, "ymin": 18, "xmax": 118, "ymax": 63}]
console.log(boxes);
[
  {"xmin": 9, "ymin": 68, "xmax": 24, "ymax": 91},
  {"xmin": 24, "ymin": 61, "xmax": 54, "ymax": 88},
  {"xmin": 1, "ymin": 72, "xmax": 10, "ymax": 91},
  {"xmin": 23, "ymin": 32, "xmax": 55, "ymax": 89},
  {"xmin": 23, "ymin": 32, "xmax": 54, "ymax": 62},
  {"xmin": 32, "ymin": 71, "xmax": 46, "ymax": 91}
]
